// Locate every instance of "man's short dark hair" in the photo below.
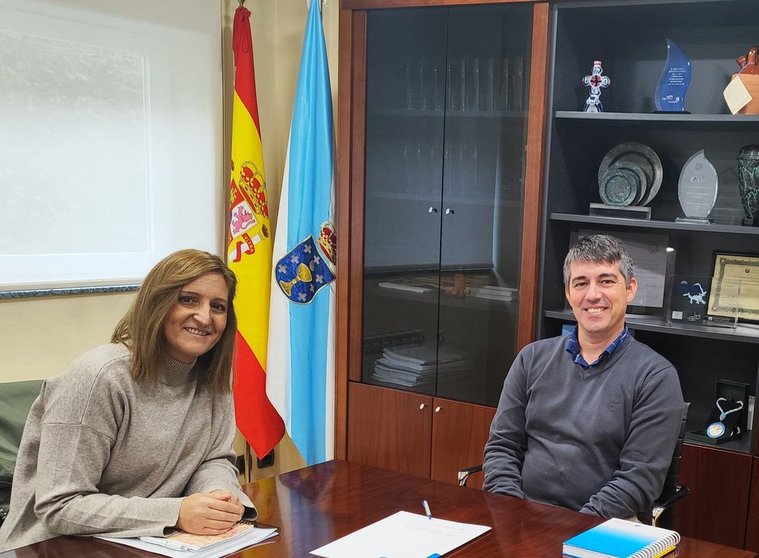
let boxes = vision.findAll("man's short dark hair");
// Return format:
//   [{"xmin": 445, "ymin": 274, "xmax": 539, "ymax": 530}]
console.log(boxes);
[{"xmin": 563, "ymin": 234, "xmax": 635, "ymax": 287}]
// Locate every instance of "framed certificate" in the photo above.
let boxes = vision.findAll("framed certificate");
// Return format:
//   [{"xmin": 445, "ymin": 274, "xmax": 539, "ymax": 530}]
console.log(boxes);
[{"xmin": 708, "ymin": 252, "xmax": 759, "ymax": 321}]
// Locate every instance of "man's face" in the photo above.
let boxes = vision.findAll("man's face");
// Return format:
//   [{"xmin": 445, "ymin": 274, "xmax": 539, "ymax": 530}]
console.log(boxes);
[{"xmin": 564, "ymin": 260, "xmax": 637, "ymax": 343}]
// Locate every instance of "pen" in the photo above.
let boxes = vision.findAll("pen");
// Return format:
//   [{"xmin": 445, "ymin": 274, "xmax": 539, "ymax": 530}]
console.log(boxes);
[{"xmin": 422, "ymin": 499, "xmax": 432, "ymax": 520}]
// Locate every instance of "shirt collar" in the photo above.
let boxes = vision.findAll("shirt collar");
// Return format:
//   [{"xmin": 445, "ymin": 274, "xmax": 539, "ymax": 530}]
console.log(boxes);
[{"xmin": 564, "ymin": 325, "xmax": 629, "ymax": 369}]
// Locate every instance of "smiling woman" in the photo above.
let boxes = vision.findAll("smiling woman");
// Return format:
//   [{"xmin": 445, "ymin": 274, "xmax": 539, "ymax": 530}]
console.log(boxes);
[
  {"xmin": 0, "ymin": 249, "xmax": 255, "ymax": 552},
  {"xmin": 163, "ymin": 274, "xmax": 230, "ymax": 365}
]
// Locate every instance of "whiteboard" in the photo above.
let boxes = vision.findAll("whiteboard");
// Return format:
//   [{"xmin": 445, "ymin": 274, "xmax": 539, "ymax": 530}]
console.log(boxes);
[{"xmin": 0, "ymin": 0, "xmax": 223, "ymax": 289}]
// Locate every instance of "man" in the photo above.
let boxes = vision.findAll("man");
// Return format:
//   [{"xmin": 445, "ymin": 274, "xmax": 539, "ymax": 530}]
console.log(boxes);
[{"xmin": 483, "ymin": 234, "xmax": 684, "ymax": 519}]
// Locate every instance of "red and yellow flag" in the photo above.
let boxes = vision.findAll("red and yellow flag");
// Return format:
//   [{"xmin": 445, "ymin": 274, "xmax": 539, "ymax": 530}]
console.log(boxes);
[{"xmin": 227, "ymin": 5, "xmax": 284, "ymax": 459}]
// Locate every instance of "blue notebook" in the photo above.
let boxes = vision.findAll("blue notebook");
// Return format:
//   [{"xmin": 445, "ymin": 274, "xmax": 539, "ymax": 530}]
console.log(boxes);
[{"xmin": 562, "ymin": 518, "xmax": 680, "ymax": 558}]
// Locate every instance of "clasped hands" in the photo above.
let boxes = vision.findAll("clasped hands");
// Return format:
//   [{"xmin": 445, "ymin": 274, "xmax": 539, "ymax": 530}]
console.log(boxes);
[{"xmin": 176, "ymin": 490, "xmax": 244, "ymax": 535}]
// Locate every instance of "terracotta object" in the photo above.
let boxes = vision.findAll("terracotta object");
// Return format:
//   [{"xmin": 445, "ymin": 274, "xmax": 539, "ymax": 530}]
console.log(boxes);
[{"xmin": 732, "ymin": 46, "xmax": 759, "ymax": 114}]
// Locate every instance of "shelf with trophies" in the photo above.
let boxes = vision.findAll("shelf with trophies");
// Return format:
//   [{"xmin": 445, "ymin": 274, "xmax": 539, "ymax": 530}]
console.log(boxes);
[{"xmin": 539, "ymin": 0, "xmax": 759, "ymax": 548}]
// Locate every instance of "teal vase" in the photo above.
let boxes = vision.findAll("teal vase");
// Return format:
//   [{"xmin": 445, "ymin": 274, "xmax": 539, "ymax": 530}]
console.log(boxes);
[{"xmin": 738, "ymin": 145, "xmax": 759, "ymax": 225}]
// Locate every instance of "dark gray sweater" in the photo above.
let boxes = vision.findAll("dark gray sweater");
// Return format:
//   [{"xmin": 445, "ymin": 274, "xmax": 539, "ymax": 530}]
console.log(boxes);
[{"xmin": 483, "ymin": 333, "xmax": 683, "ymax": 519}]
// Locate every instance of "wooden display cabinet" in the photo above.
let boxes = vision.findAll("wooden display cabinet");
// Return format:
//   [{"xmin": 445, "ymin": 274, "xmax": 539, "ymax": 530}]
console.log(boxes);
[
  {"xmin": 347, "ymin": 382, "xmax": 495, "ymax": 488},
  {"xmin": 335, "ymin": 0, "xmax": 549, "ymax": 483}
]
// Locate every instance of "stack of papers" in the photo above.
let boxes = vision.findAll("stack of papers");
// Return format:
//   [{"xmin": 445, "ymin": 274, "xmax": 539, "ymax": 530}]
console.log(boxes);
[
  {"xmin": 311, "ymin": 511, "xmax": 491, "ymax": 558},
  {"xmin": 468, "ymin": 285, "xmax": 518, "ymax": 302},
  {"xmin": 371, "ymin": 344, "xmax": 473, "ymax": 388},
  {"xmin": 97, "ymin": 522, "xmax": 278, "ymax": 558}
]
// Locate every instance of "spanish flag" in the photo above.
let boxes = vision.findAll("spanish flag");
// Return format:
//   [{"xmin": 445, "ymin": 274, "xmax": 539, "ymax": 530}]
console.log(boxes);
[{"xmin": 227, "ymin": 5, "xmax": 285, "ymax": 459}]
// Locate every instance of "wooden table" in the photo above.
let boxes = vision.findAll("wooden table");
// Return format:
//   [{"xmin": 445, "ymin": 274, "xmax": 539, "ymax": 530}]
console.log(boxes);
[{"xmin": 2, "ymin": 460, "xmax": 756, "ymax": 557}]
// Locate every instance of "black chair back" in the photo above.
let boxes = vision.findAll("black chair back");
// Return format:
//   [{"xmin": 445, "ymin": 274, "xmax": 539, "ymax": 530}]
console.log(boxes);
[{"xmin": 637, "ymin": 401, "xmax": 691, "ymax": 528}]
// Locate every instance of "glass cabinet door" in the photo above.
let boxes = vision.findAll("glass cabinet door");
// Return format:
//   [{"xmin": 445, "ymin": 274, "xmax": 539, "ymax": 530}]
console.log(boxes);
[
  {"xmin": 362, "ymin": 8, "xmax": 447, "ymax": 395},
  {"xmin": 437, "ymin": 4, "xmax": 532, "ymax": 405},
  {"xmin": 362, "ymin": 5, "xmax": 532, "ymax": 407}
]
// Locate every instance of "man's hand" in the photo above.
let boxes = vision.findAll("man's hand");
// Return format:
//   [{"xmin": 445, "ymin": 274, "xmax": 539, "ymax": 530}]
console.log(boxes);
[{"xmin": 176, "ymin": 491, "xmax": 244, "ymax": 535}]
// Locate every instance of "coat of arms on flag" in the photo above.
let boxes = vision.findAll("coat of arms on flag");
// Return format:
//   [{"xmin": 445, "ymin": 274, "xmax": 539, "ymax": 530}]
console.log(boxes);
[
  {"xmin": 228, "ymin": 161, "xmax": 270, "ymax": 263},
  {"xmin": 275, "ymin": 221, "xmax": 335, "ymax": 304}
]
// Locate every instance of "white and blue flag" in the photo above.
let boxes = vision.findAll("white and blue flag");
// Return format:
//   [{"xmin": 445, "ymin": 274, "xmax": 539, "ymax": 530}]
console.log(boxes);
[{"xmin": 267, "ymin": 0, "xmax": 336, "ymax": 466}]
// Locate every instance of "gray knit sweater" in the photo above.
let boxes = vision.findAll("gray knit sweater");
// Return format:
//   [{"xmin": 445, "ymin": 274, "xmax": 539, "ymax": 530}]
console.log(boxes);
[
  {"xmin": 483, "ymin": 334, "xmax": 684, "ymax": 519},
  {"xmin": 0, "ymin": 343, "xmax": 253, "ymax": 551}
]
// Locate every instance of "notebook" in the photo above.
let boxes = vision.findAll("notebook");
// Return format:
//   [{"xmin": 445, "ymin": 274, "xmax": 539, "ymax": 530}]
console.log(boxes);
[{"xmin": 562, "ymin": 518, "xmax": 680, "ymax": 558}]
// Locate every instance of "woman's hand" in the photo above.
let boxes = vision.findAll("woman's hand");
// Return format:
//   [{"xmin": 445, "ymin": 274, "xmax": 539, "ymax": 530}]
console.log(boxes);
[{"xmin": 176, "ymin": 491, "xmax": 244, "ymax": 534}]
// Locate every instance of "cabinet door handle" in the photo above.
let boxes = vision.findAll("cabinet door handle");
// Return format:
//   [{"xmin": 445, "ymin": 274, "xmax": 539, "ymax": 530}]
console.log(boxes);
[
  {"xmin": 428, "ymin": 207, "xmax": 438, "ymax": 214},
  {"xmin": 435, "ymin": 406, "xmax": 442, "ymax": 413},
  {"xmin": 445, "ymin": 208, "xmax": 454, "ymax": 215},
  {"xmin": 419, "ymin": 403, "xmax": 426, "ymax": 410}
]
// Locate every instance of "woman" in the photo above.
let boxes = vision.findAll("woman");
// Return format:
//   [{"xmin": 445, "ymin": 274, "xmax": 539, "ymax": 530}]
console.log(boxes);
[{"xmin": 0, "ymin": 249, "xmax": 255, "ymax": 551}]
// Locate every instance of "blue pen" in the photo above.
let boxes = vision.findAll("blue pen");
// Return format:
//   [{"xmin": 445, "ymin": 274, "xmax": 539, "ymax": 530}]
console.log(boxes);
[{"xmin": 422, "ymin": 499, "xmax": 432, "ymax": 520}]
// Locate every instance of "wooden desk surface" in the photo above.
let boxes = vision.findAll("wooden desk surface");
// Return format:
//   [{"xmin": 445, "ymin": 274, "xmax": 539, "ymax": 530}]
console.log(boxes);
[{"xmin": 3, "ymin": 460, "xmax": 756, "ymax": 557}]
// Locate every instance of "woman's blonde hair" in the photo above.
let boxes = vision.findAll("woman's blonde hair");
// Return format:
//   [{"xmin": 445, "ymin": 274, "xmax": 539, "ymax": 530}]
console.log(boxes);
[{"xmin": 112, "ymin": 249, "xmax": 238, "ymax": 393}]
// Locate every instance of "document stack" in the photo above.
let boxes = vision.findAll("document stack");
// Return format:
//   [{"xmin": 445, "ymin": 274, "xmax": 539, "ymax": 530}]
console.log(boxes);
[
  {"xmin": 468, "ymin": 285, "xmax": 518, "ymax": 302},
  {"xmin": 372, "ymin": 344, "xmax": 472, "ymax": 389}
]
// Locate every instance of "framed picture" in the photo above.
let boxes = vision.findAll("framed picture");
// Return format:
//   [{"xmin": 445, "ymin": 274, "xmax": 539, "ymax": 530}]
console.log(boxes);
[{"xmin": 708, "ymin": 252, "xmax": 759, "ymax": 322}]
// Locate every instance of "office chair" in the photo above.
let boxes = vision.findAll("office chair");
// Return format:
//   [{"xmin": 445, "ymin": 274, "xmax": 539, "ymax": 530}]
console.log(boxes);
[
  {"xmin": 636, "ymin": 401, "xmax": 691, "ymax": 529},
  {"xmin": 0, "ymin": 380, "xmax": 43, "ymax": 527},
  {"xmin": 458, "ymin": 402, "xmax": 691, "ymax": 530}
]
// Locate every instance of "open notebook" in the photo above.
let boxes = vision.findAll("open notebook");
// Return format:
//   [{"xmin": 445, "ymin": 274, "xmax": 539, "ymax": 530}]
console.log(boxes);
[{"xmin": 97, "ymin": 520, "xmax": 278, "ymax": 558}]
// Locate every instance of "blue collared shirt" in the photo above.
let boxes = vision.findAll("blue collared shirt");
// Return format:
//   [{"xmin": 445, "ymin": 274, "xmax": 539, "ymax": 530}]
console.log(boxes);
[{"xmin": 564, "ymin": 325, "xmax": 629, "ymax": 369}]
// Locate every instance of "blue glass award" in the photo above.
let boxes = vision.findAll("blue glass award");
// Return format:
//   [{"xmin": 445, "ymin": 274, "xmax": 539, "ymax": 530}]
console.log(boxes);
[{"xmin": 655, "ymin": 39, "xmax": 692, "ymax": 112}]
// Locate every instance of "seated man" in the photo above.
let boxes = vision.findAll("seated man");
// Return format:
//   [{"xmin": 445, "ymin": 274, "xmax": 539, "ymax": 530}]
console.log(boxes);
[{"xmin": 483, "ymin": 234, "xmax": 684, "ymax": 519}]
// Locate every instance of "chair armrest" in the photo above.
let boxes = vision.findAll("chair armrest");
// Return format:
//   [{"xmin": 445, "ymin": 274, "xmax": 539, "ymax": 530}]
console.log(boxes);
[
  {"xmin": 652, "ymin": 485, "xmax": 691, "ymax": 526},
  {"xmin": 457, "ymin": 465, "xmax": 483, "ymax": 487}
]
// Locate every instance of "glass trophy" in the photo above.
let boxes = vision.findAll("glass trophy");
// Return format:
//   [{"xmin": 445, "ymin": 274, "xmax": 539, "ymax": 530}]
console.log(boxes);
[
  {"xmin": 676, "ymin": 150, "xmax": 718, "ymax": 224},
  {"xmin": 655, "ymin": 39, "xmax": 692, "ymax": 112},
  {"xmin": 667, "ymin": 275, "xmax": 710, "ymax": 326}
]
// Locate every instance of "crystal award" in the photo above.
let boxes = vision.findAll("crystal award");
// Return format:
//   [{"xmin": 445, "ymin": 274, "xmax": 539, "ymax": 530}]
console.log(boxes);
[
  {"xmin": 677, "ymin": 150, "xmax": 718, "ymax": 223},
  {"xmin": 655, "ymin": 39, "xmax": 692, "ymax": 112}
]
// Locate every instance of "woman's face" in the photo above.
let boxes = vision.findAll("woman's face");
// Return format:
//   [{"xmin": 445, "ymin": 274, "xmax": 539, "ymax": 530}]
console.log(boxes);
[{"xmin": 163, "ymin": 272, "xmax": 229, "ymax": 364}]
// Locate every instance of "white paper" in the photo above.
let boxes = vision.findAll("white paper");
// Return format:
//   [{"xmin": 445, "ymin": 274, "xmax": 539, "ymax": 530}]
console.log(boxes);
[
  {"xmin": 310, "ymin": 511, "xmax": 491, "ymax": 558},
  {"xmin": 723, "ymin": 77, "xmax": 752, "ymax": 115},
  {"xmin": 96, "ymin": 527, "xmax": 277, "ymax": 558}
]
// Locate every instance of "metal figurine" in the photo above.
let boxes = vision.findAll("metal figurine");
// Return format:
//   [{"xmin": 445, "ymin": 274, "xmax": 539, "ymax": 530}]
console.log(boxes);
[{"xmin": 582, "ymin": 60, "xmax": 611, "ymax": 112}]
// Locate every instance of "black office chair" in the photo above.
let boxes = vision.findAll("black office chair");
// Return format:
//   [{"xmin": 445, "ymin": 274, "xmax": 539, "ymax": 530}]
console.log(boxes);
[
  {"xmin": 458, "ymin": 402, "xmax": 691, "ymax": 530},
  {"xmin": 636, "ymin": 401, "xmax": 691, "ymax": 529}
]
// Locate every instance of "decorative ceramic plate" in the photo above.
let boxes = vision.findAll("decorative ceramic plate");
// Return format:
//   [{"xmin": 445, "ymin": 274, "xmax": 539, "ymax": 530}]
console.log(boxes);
[
  {"xmin": 599, "ymin": 166, "xmax": 640, "ymax": 206},
  {"xmin": 598, "ymin": 142, "xmax": 663, "ymax": 206},
  {"xmin": 614, "ymin": 160, "xmax": 648, "ymax": 205}
]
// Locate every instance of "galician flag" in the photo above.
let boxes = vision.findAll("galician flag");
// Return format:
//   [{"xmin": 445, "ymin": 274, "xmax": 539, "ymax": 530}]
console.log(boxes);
[
  {"xmin": 227, "ymin": 5, "xmax": 285, "ymax": 460},
  {"xmin": 267, "ymin": 0, "xmax": 336, "ymax": 466}
]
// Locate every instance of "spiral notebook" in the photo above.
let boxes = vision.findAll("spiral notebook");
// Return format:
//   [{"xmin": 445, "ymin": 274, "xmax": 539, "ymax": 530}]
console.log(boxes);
[{"xmin": 562, "ymin": 518, "xmax": 680, "ymax": 558}]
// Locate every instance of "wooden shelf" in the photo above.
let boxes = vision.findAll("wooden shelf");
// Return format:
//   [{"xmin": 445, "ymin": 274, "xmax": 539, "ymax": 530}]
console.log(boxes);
[
  {"xmin": 369, "ymin": 108, "xmax": 527, "ymax": 119},
  {"xmin": 550, "ymin": 213, "xmax": 759, "ymax": 236},
  {"xmin": 555, "ymin": 111, "xmax": 759, "ymax": 125},
  {"xmin": 544, "ymin": 309, "xmax": 759, "ymax": 345}
]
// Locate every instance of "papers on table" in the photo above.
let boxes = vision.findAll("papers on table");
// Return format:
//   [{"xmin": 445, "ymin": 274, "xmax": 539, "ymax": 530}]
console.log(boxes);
[
  {"xmin": 310, "ymin": 511, "xmax": 491, "ymax": 558},
  {"xmin": 95, "ymin": 525, "xmax": 277, "ymax": 558}
]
